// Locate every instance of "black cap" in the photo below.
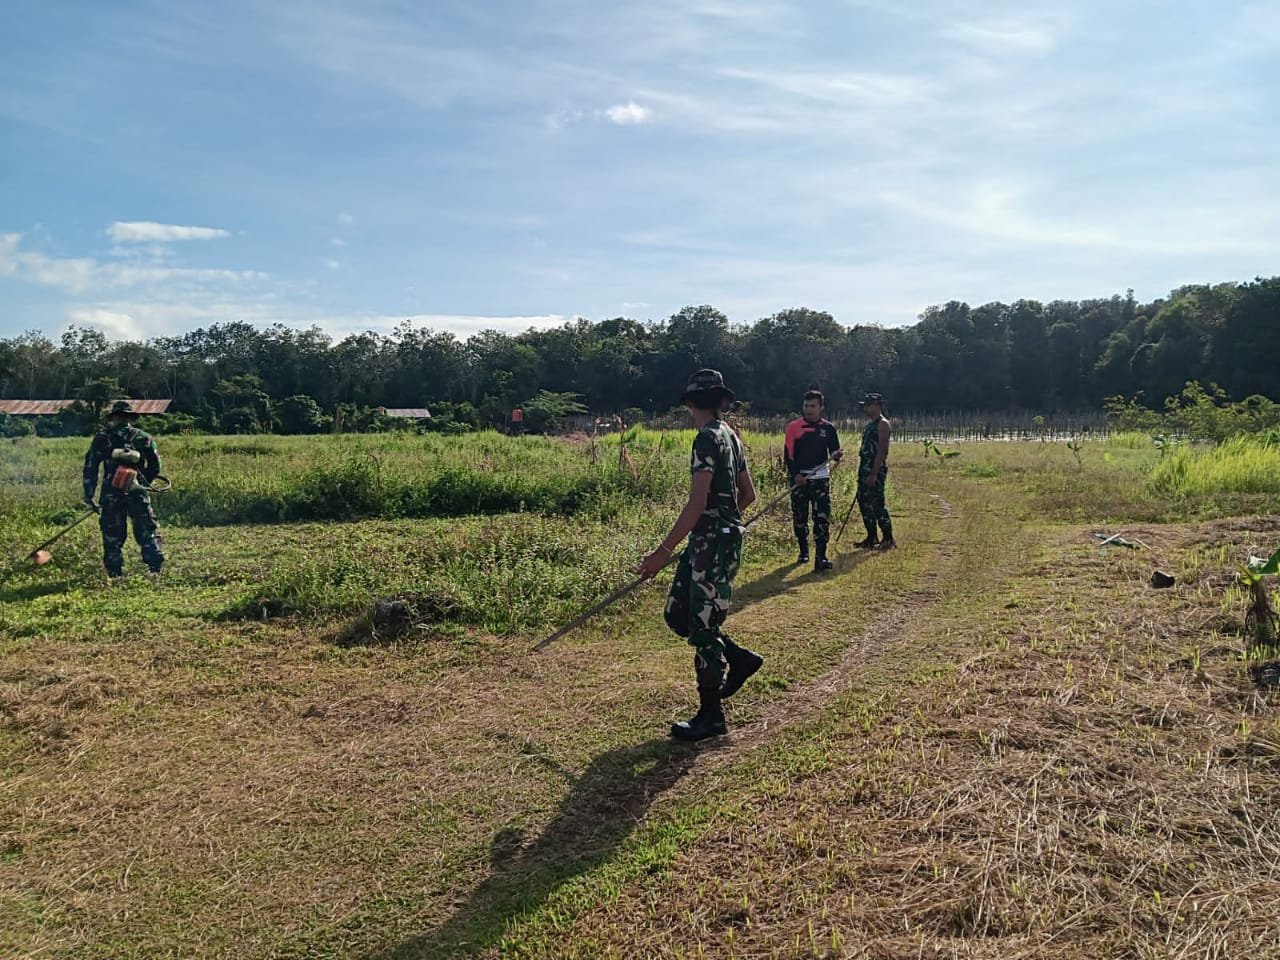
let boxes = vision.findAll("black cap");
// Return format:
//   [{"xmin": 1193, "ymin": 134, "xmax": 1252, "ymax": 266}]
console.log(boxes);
[
  {"xmin": 859, "ymin": 392, "xmax": 885, "ymax": 407},
  {"xmin": 680, "ymin": 368, "xmax": 735, "ymax": 404},
  {"xmin": 109, "ymin": 400, "xmax": 139, "ymax": 416}
]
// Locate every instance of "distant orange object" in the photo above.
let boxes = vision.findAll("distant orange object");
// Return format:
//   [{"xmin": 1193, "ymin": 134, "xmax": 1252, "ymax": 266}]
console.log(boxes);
[{"xmin": 33, "ymin": 550, "xmax": 52, "ymax": 565}]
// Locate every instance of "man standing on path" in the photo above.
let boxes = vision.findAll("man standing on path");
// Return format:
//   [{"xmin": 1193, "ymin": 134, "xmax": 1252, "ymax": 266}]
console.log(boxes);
[
  {"xmin": 855, "ymin": 393, "xmax": 895, "ymax": 550},
  {"xmin": 638, "ymin": 369, "xmax": 763, "ymax": 742},
  {"xmin": 83, "ymin": 401, "xmax": 165, "ymax": 578},
  {"xmin": 784, "ymin": 389, "xmax": 843, "ymax": 572}
]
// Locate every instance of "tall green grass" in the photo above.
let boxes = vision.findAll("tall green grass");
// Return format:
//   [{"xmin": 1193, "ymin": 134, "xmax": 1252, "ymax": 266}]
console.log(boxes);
[
  {"xmin": 0, "ymin": 431, "xmax": 689, "ymax": 528},
  {"xmin": 1106, "ymin": 430, "xmax": 1157, "ymax": 450},
  {"xmin": 219, "ymin": 513, "xmax": 665, "ymax": 633},
  {"xmin": 1149, "ymin": 438, "xmax": 1280, "ymax": 498},
  {"xmin": 1, "ymin": 428, "xmax": 813, "ymax": 635}
]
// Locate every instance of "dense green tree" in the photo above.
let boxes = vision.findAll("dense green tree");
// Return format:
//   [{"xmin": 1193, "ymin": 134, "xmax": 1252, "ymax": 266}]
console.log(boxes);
[
  {"xmin": 2, "ymin": 276, "xmax": 1277, "ymax": 432},
  {"xmin": 76, "ymin": 376, "xmax": 125, "ymax": 420},
  {"xmin": 275, "ymin": 395, "xmax": 328, "ymax": 434},
  {"xmin": 1007, "ymin": 300, "xmax": 1051, "ymax": 409}
]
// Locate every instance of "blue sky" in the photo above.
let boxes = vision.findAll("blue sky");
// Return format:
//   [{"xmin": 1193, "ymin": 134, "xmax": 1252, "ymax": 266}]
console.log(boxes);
[{"xmin": 2, "ymin": 0, "xmax": 1277, "ymax": 342}]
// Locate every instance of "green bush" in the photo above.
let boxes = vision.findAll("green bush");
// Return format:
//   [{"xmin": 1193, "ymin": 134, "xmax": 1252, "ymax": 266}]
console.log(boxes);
[
  {"xmin": 1108, "ymin": 382, "xmax": 1280, "ymax": 443},
  {"xmin": 0, "ymin": 413, "xmax": 34, "ymax": 438}
]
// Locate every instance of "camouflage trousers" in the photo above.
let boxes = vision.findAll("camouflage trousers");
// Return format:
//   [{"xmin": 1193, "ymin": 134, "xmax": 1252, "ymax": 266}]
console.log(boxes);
[
  {"xmin": 100, "ymin": 492, "xmax": 164, "ymax": 576},
  {"xmin": 664, "ymin": 523, "xmax": 743, "ymax": 663},
  {"xmin": 857, "ymin": 467, "xmax": 893, "ymax": 540},
  {"xmin": 790, "ymin": 477, "xmax": 831, "ymax": 547}
]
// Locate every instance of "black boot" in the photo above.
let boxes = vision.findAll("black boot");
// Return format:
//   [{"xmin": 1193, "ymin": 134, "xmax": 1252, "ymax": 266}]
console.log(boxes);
[
  {"xmin": 720, "ymin": 636, "xmax": 763, "ymax": 699},
  {"xmin": 671, "ymin": 653, "xmax": 727, "ymax": 741},
  {"xmin": 855, "ymin": 525, "xmax": 879, "ymax": 549},
  {"xmin": 796, "ymin": 539, "xmax": 809, "ymax": 564},
  {"xmin": 814, "ymin": 543, "xmax": 833, "ymax": 572}
]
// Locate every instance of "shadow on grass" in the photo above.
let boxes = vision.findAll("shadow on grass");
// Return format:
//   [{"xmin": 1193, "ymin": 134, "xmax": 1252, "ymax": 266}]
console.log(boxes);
[
  {"xmin": 0, "ymin": 577, "xmax": 74, "ymax": 603},
  {"xmin": 370, "ymin": 736, "xmax": 705, "ymax": 959},
  {"xmin": 731, "ymin": 547, "xmax": 877, "ymax": 618}
]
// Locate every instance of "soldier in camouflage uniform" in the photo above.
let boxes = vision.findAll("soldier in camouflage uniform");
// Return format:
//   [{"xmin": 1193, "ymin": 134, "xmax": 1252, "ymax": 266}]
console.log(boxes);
[
  {"xmin": 855, "ymin": 392, "xmax": 895, "ymax": 550},
  {"xmin": 784, "ymin": 389, "xmax": 844, "ymax": 571},
  {"xmin": 638, "ymin": 369, "xmax": 762, "ymax": 741},
  {"xmin": 83, "ymin": 400, "xmax": 165, "ymax": 578}
]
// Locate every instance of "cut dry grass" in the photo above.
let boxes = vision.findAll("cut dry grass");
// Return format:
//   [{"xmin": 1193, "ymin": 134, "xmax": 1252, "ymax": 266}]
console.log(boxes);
[
  {"xmin": 503, "ymin": 511, "xmax": 1280, "ymax": 959},
  {"xmin": 0, "ymin": 454, "xmax": 916, "ymax": 959},
  {"xmin": 4, "ymin": 433, "xmax": 1279, "ymax": 959}
]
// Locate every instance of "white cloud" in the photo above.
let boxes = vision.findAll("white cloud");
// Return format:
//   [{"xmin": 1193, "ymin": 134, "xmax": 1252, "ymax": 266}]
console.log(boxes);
[
  {"xmin": 62, "ymin": 301, "xmax": 573, "ymax": 342},
  {"xmin": 604, "ymin": 101, "xmax": 652, "ymax": 125},
  {"xmin": 936, "ymin": 15, "xmax": 1064, "ymax": 54},
  {"xmin": 0, "ymin": 233, "xmax": 19, "ymax": 275},
  {"xmin": 65, "ymin": 308, "xmax": 150, "ymax": 341},
  {"xmin": 330, "ymin": 236, "xmax": 346, "ymax": 247},
  {"xmin": 337, "ymin": 212, "xmax": 355, "ymax": 225},
  {"xmin": 106, "ymin": 221, "xmax": 231, "ymax": 243},
  {"xmin": 324, "ymin": 258, "xmax": 341, "ymax": 270},
  {"xmin": 2, "ymin": 234, "xmax": 268, "ymax": 294},
  {"xmin": 110, "ymin": 243, "xmax": 177, "ymax": 261},
  {"xmin": 65, "ymin": 300, "xmax": 290, "ymax": 341},
  {"xmin": 720, "ymin": 67, "xmax": 933, "ymax": 105},
  {"xmin": 27, "ymin": 256, "xmax": 266, "ymax": 292}
]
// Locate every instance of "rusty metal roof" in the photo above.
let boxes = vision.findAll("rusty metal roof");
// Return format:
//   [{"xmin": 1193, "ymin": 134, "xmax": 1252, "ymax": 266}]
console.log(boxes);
[
  {"xmin": 0, "ymin": 399, "xmax": 173, "ymax": 415},
  {"xmin": 116, "ymin": 399, "xmax": 172, "ymax": 414},
  {"xmin": 379, "ymin": 407, "xmax": 432, "ymax": 419},
  {"xmin": 0, "ymin": 400, "xmax": 69, "ymax": 415}
]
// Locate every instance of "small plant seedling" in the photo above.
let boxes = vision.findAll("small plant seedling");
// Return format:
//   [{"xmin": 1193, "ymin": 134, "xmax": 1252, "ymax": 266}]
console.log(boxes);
[
  {"xmin": 1066, "ymin": 438, "xmax": 1084, "ymax": 467},
  {"xmin": 1152, "ymin": 433, "xmax": 1181, "ymax": 459},
  {"xmin": 919, "ymin": 439, "xmax": 959, "ymax": 462},
  {"xmin": 1240, "ymin": 547, "xmax": 1280, "ymax": 650}
]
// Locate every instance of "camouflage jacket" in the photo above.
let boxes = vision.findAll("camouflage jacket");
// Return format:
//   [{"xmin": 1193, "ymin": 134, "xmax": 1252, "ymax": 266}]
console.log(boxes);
[
  {"xmin": 84, "ymin": 424, "xmax": 161, "ymax": 499},
  {"xmin": 690, "ymin": 420, "xmax": 747, "ymax": 532},
  {"xmin": 859, "ymin": 417, "xmax": 889, "ymax": 474}
]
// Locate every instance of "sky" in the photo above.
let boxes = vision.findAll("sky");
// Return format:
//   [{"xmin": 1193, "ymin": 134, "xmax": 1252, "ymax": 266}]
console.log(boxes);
[{"xmin": 1, "ymin": 0, "xmax": 1277, "ymax": 342}]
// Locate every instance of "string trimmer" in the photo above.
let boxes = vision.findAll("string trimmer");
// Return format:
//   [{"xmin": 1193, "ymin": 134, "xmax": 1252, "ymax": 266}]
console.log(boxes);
[
  {"xmin": 534, "ymin": 458, "xmax": 837, "ymax": 652},
  {"xmin": 1, "ymin": 475, "xmax": 171, "ymax": 584}
]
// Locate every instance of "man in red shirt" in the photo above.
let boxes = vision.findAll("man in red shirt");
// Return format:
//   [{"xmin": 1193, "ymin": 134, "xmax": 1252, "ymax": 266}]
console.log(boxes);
[{"xmin": 784, "ymin": 390, "xmax": 843, "ymax": 571}]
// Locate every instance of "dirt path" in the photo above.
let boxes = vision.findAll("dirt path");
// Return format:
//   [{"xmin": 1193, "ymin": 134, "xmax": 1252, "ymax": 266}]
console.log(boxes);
[{"xmin": 715, "ymin": 488, "xmax": 959, "ymax": 753}]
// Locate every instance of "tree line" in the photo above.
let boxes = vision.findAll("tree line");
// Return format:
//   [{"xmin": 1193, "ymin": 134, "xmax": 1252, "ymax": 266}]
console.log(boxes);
[{"xmin": 1, "ymin": 276, "xmax": 1276, "ymax": 435}]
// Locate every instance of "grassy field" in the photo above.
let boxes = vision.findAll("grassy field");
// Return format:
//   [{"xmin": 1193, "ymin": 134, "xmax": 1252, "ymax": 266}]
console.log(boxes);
[{"xmin": 2, "ymin": 430, "xmax": 1279, "ymax": 958}]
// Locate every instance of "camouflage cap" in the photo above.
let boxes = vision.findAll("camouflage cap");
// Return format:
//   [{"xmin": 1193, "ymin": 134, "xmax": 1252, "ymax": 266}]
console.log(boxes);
[
  {"xmin": 680, "ymin": 368, "xmax": 735, "ymax": 405},
  {"xmin": 858, "ymin": 392, "xmax": 886, "ymax": 407},
  {"xmin": 109, "ymin": 400, "xmax": 139, "ymax": 416}
]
